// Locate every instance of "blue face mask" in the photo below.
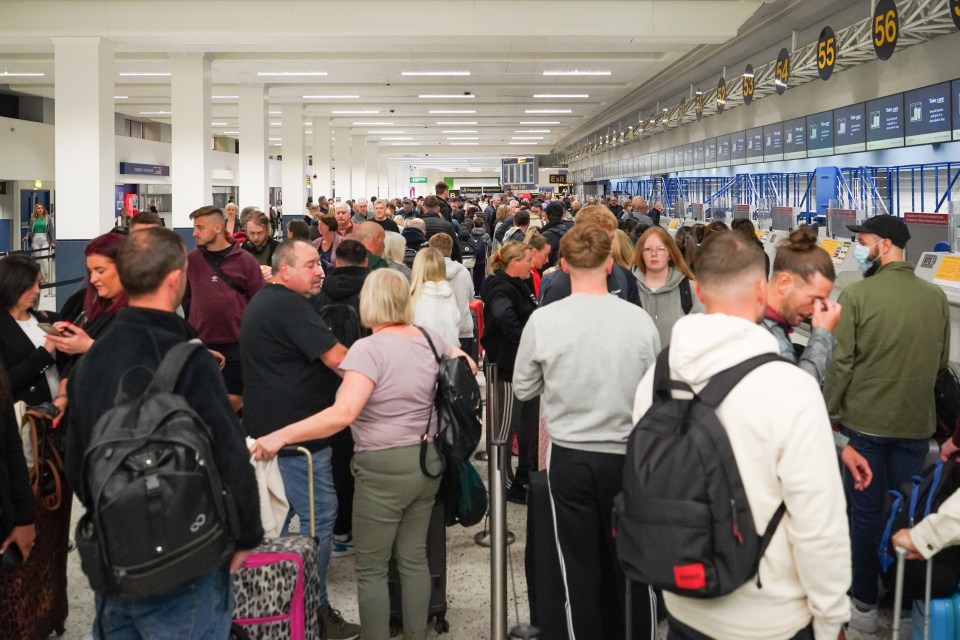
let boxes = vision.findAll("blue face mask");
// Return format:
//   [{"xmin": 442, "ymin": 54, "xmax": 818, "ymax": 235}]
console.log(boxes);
[{"xmin": 853, "ymin": 241, "xmax": 880, "ymax": 271}]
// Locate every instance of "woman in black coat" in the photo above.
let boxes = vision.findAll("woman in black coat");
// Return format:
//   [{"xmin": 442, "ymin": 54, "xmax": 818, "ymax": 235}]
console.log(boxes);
[
  {"xmin": 479, "ymin": 240, "xmax": 539, "ymax": 503},
  {"xmin": 0, "ymin": 256, "xmax": 65, "ymax": 414},
  {"xmin": 0, "ymin": 364, "xmax": 35, "ymax": 564}
]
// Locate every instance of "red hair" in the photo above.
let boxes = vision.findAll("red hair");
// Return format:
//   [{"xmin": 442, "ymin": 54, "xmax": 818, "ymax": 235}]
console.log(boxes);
[{"xmin": 82, "ymin": 231, "xmax": 128, "ymax": 324}]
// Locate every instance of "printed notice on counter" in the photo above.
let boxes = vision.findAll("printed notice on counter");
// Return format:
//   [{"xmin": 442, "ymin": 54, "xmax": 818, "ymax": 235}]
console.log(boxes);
[
  {"xmin": 819, "ymin": 239, "xmax": 841, "ymax": 255},
  {"xmin": 934, "ymin": 256, "xmax": 960, "ymax": 287}
]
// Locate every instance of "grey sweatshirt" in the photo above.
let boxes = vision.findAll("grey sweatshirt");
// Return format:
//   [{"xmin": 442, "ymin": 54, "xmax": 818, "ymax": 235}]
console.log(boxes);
[
  {"xmin": 512, "ymin": 293, "xmax": 660, "ymax": 454},
  {"xmin": 633, "ymin": 266, "xmax": 705, "ymax": 347}
]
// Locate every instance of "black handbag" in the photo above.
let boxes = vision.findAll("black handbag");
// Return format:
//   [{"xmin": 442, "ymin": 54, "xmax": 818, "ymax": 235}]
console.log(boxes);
[{"xmin": 416, "ymin": 327, "xmax": 482, "ymax": 478}]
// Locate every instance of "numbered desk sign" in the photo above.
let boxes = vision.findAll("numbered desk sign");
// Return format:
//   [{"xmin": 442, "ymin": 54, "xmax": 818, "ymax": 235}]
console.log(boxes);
[
  {"xmin": 873, "ymin": 0, "xmax": 899, "ymax": 60},
  {"xmin": 716, "ymin": 77, "xmax": 727, "ymax": 114},
  {"xmin": 775, "ymin": 48, "xmax": 790, "ymax": 95},
  {"xmin": 743, "ymin": 64, "xmax": 755, "ymax": 106},
  {"xmin": 695, "ymin": 91, "xmax": 704, "ymax": 121},
  {"xmin": 817, "ymin": 26, "xmax": 837, "ymax": 81},
  {"xmin": 952, "ymin": 0, "xmax": 960, "ymax": 31}
]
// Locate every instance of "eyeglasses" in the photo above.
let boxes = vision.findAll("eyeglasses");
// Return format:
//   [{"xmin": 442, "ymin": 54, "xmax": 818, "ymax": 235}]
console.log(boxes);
[{"xmin": 642, "ymin": 247, "xmax": 668, "ymax": 255}]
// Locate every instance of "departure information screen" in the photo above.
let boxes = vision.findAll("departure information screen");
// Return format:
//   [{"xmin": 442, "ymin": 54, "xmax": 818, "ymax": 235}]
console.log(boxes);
[
  {"xmin": 833, "ymin": 103, "xmax": 866, "ymax": 153},
  {"xmin": 954, "ymin": 80, "xmax": 960, "ymax": 141},
  {"xmin": 783, "ymin": 117, "xmax": 806, "ymax": 160},
  {"xmin": 763, "ymin": 123, "xmax": 784, "ymax": 161},
  {"xmin": 866, "ymin": 93, "xmax": 905, "ymax": 150},
  {"xmin": 807, "ymin": 110, "xmax": 834, "ymax": 157},
  {"xmin": 905, "ymin": 82, "xmax": 952, "ymax": 145}
]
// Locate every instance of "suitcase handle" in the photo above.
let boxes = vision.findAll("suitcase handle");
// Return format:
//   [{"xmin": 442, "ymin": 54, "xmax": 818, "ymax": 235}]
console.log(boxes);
[{"xmin": 280, "ymin": 446, "xmax": 315, "ymax": 539}]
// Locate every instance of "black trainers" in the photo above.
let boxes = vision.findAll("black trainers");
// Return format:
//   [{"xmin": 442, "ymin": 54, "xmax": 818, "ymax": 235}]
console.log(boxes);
[
  {"xmin": 506, "ymin": 481, "xmax": 528, "ymax": 505},
  {"xmin": 319, "ymin": 603, "xmax": 360, "ymax": 640}
]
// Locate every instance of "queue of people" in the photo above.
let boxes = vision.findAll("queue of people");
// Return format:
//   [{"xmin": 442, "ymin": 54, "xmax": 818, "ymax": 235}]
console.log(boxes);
[{"xmin": 1, "ymin": 187, "xmax": 959, "ymax": 640}]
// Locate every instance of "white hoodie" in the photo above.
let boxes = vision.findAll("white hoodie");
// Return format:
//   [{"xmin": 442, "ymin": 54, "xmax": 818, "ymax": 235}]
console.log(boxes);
[
  {"xmin": 443, "ymin": 257, "xmax": 475, "ymax": 339},
  {"xmin": 632, "ymin": 313, "xmax": 850, "ymax": 640},
  {"xmin": 413, "ymin": 280, "xmax": 461, "ymax": 347}
]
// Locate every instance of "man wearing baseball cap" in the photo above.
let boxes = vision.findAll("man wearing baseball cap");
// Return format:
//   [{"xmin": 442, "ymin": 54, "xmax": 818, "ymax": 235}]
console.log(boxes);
[{"xmin": 823, "ymin": 214, "xmax": 951, "ymax": 633}]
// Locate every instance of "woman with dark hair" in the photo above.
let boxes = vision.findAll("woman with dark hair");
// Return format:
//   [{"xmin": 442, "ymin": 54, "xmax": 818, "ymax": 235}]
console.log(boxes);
[
  {"xmin": 312, "ymin": 213, "xmax": 341, "ymax": 273},
  {"xmin": 0, "ymin": 255, "xmax": 65, "ymax": 413},
  {"xmin": 674, "ymin": 225, "xmax": 699, "ymax": 274},
  {"xmin": 731, "ymin": 217, "xmax": 771, "ymax": 277}
]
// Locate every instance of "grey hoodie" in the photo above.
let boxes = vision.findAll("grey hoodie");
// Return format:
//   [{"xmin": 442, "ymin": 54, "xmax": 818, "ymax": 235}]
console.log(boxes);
[{"xmin": 632, "ymin": 266, "xmax": 705, "ymax": 346}]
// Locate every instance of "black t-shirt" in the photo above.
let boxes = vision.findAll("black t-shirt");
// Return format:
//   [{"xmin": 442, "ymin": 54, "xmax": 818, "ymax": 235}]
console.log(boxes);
[
  {"xmin": 207, "ymin": 245, "xmax": 232, "ymax": 268},
  {"xmin": 240, "ymin": 285, "xmax": 341, "ymax": 448},
  {"xmin": 372, "ymin": 218, "xmax": 401, "ymax": 233}
]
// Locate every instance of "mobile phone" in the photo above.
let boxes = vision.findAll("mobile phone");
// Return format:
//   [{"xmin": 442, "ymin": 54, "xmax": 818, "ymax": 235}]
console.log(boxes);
[{"xmin": 37, "ymin": 322, "xmax": 62, "ymax": 336}]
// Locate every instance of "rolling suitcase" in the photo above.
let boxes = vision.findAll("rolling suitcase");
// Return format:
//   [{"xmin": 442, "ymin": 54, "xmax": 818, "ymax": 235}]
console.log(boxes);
[
  {"xmin": 469, "ymin": 299, "xmax": 484, "ymax": 360},
  {"xmin": 232, "ymin": 446, "xmax": 322, "ymax": 640},
  {"xmin": 387, "ymin": 499, "xmax": 449, "ymax": 636},
  {"xmin": 893, "ymin": 547, "xmax": 933, "ymax": 640}
]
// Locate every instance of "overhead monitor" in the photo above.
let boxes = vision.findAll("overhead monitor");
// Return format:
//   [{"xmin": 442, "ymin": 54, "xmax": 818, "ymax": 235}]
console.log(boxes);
[
  {"xmin": 731, "ymin": 131, "xmax": 746, "ymax": 163},
  {"xmin": 694, "ymin": 141, "xmax": 705, "ymax": 169},
  {"xmin": 716, "ymin": 134, "xmax": 731, "ymax": 166},
  {"xmin": 905, "ymin": 82, "xmax": 952, "ymax": 146},
  {"xmin": 807, "ymin": 110, "xmax": 834, "ymax": 158},
  {"xmin": 954, "ymin": 79, "xmax": 960, "ymax": 141},
  {"xmin": 745, "ymin": 127, "xmax": 764, "ymax": 161},
  {"xmin": 501, "ymin": 156, "xmax": 537, "ymax": 190},
  {"xmin": 683, "ymin": 143, "xmax": 694, "ymax": 169},
  {"xmin": 704, "ymin": 138, "xmax": 717, "ymax": 168},
  {"xmin": 782, "ymin": 117, "xmax": 807, "ymax": 160},
  {"xmin": 665, "ymin": 147, "xmax": 675, "ymax": 172},
  {"xmin": 833, "ymin": 103, "xmax": 866, "ymax": 154},
  {"xmin": 658, "ymin": 149, "xmax": 666, "ymax": 173},
  {"xmin": 763, "ymin": 123, "xmax": 784, "ymax": 161},
  {"xmin": 866, "ymin": 93, "xmax": 905, "ymax": 150}
]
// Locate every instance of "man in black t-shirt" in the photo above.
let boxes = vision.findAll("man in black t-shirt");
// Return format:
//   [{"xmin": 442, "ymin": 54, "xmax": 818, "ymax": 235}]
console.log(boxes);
[{"xmin": 240, "ymin": 240, "xmax": 360, "ymax": 640}]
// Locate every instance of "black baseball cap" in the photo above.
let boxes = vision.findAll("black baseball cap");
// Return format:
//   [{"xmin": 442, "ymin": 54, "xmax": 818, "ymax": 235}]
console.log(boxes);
[{"xmin": 847, "ymin": 215, "xmax": 910, "ymax": 248}]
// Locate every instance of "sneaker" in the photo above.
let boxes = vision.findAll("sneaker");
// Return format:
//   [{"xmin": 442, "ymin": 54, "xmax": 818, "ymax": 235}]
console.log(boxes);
[
  {"xmin": 506, "ymin": 482, "xmax": 528, "ymax": 505},
  {"xmin": 319, "ymin": 603, "xmax": 360, "ymax": 640},
  {"xmin": 331, "ymin": 533, "xmax": 354, "ymax": 558},
  {"xmin": 848, "ymin": 600, "xmax": 879, "ymax": 634}
]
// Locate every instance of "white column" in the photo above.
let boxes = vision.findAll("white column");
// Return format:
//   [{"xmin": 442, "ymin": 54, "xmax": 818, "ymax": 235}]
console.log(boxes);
[
  {"xmin": 365, "ymin": 143, "xmax": 379, "ymax": 199},
  {"xmin": 281, "ymin": 104, "xmax": 305, "ymax": 221},
  {"xmin": 170, "ymin": 54, "xmax": 211, "ymax": 227},
  {"xmin": 378, "ymin": 154, "xmax": 390, "ymax": 199},
  {"xmin": 53, "ymin": 37, "xmax": 114, "ymax": 237},
  {"xmin": 351, "ymin": 134, "xmax": 366, "ymax": 200},
  {"xmin": 312, "ymin": 117, "xmax": 332, "ymax": 197},
  {"xmin": 237, "ymin": 85, "xmax": 268, "ymax": 212},
  {"xmin": 334, "ymin": 127, "xmax": 351, "ymax": 200}
]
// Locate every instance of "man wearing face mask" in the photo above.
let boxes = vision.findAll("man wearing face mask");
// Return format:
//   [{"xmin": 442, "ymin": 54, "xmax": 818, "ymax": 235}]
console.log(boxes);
[{"xmin": 823, "ymin": 214, "xmax": 950, "ymax": 634}]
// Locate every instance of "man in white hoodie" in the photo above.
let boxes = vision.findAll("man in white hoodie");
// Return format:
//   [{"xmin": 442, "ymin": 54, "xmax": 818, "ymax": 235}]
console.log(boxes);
[
  {"xmin": 427, "ymin": 233, "xmax": 475, "ymax": 353},
  {"xmin": 632, "ymin": 232, "xmax": 850, "ymax": 640}
]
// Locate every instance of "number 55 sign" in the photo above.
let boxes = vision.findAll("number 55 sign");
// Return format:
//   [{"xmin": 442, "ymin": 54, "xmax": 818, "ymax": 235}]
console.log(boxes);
[
  {"xmin": 817, "ymin": 26, "xmax": 837, "ymax": 81},
  {"xmin": 873, "ymin": 0, "xmax": 899, "ymax": 60}
]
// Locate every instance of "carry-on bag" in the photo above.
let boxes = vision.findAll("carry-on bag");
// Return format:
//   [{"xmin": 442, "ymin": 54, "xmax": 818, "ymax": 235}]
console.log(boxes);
[
  {"xmin": 232, "ymin": 446, "xmax": 321, "ymax": 640},
  {"xmin": 387, "ymin": 499, "xmax": 449, "ymax": 636}
]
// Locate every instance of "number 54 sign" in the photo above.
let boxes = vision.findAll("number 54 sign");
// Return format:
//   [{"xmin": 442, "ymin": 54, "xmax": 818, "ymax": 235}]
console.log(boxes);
[{"xmin": 873, "ymin": 0, "xmax": 899, "ymax": 60}]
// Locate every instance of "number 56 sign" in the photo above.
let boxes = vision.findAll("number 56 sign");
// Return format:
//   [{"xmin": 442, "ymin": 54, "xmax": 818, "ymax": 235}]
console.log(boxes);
[{"xmin": 873, "ymin": 0, "xmax": 899, "ymax": 60}]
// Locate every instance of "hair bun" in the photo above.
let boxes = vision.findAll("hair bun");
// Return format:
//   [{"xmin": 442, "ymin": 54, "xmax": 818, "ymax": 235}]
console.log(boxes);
[{"xmin": 786, "ymin": 225, "xmax": 818, "ymax": 250}]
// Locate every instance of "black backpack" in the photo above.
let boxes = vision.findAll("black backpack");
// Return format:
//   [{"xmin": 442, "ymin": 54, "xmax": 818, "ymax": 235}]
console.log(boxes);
[
  {"xmin": 878, "ymin": 458, "xmax": 960, "ymax": 600},
  {"xmin": 318, "ymin": 302, "xmax": 369, "ymax": 348},
  {"xmin": 471, "ymin": 233, "xmax": 487, "ymax": 263},
  {"xmin": 614, "ymin": 348, "xmax": 785, "ymax": 598},
  {"xmin": 75, "ymin": 342, "xmax": 239, "ymax": 597}
]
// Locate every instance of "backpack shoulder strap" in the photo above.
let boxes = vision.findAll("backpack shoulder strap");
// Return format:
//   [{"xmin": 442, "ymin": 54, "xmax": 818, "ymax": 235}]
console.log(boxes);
[
  {"xmin": 415, "ymin": 325, "xmax": 442, "ymax": 364},
  {"xmin": 147, "ymin": 341, "xmax": 206, "ymax": 395},
  {"xmin": 697, "ymin": 353, "xmax": 783, "ymax": 408},
  {"xmin": 651, "ymin": 347, "xmax": 693, "ymax": 401},
  {"xmin": 679, "ymin": 277, "xmax": 694, "ymax": 315}
]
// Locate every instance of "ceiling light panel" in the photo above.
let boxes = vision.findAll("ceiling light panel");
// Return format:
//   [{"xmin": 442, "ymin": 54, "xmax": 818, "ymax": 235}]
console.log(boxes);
[
  {"xmin": 303, "ymin": 95, "xmax": 359, "ymax": 99},
  {"xmin": 509, "ymin": 142, "xmax": 538, "ymax": 145},
  {"xmin": 0, "ymin": 72, "xmax": 44, "ymax": 77},
  {"xmin": 512, "ymin": 136, "xmax": 543, "ymax": 140},
  {"xmin": 520, "ymin": 121, "xmax": 560, "ymax": 125},
  {"xmin": 380, "ymin": 137, "xmax": 413, "ymax": 141},
  {"xmin": 447, "ymin": 137, "xmax": 479, "ymax": 140},
  {"xmin": 402, "ymin": 71, "xmax": 470, "ymax": 76},
  {"xmin": 257, "ymin": 71, "xmax": 327, "ymax": 77},
  {"xmin": 352, "ymin": 121, "xmax": 395, "ymax": 126},
  {"xmin": 525, "ymin": 109, "xmax": 571, "ymax": 114},
  {"xmin": 542, "ymin": 70, "xmax": 611, "ymax": 76},
  {"xmin": 515, "ymin": 129, "xmax": 550, "ymax": 133},
  {"xmin": 533, "ymin": 94, "xmax": 589, "ymax": 98}
]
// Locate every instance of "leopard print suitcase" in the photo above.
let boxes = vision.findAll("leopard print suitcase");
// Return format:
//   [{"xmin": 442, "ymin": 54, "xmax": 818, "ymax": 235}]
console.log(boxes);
[{"xmin": 231, "ymin": 535, "xmax": 321, "ymax": 640}]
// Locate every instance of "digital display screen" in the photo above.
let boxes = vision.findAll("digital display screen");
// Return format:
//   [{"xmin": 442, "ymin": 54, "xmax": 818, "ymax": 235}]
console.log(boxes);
[
  {"xmin": 905, "ymin": 82, "xmax": 952, "ymax": 145},
  {"xmin": 866, "ymin": 93, "xmax": 905, "ymax": 150},
  {"xmin": 658, "ymin": 149, "xmax": 666, "ymax": 173},
  {"xmin": 731, "ymin": 131, "xmax": 746, "ymax": 162},
  {"xmin": 806, "ymin": 110, "xmax": 834, "ymax": 157},
  {"xmin": 683, "ymin": 143, "xmax": 694, "ymax": 169},
  {"xmin": 665, "ymin": 148, "xmax": 675, "ymax": 171},
  {"xmin": 953, "ymin": 80, "xmax": 960, "ymax": 142},
  {"xmin": 745, "ymin": 127, "xmax": 763, "ymax": 160},
  {"xmin": 694, "ymin": 141, "xmax": 705, "ymax": 169},
  {"xmin": 833, "ymin": 103, "xmax": 866, "ymax": 153},
  {"xmin": 763, "ymin": 123, "xmax": 783, "ymax": 161},
  {"xmin": 782, "ymin": 117, "xmax": 806, "ymax": 159},
  {"xmin": 704, "ymin": 138, "xmax": 717, "ymax": 167},
  {"xmin": 716, "ymin": 134, "xmax": 731, "ymax": 166}
]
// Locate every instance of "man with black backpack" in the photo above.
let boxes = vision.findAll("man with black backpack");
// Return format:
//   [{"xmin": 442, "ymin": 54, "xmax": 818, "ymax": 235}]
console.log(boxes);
[
  {"xmin": 66, "ymin": 227, "xmax": 263, "ymax": 638},
  {"xmin": 628, "ymin": 232, "xmax": 850, "ymax": 639},
  {"xmin": 240, "ymin": 239, "xmax": 360, "ymax": 639}
]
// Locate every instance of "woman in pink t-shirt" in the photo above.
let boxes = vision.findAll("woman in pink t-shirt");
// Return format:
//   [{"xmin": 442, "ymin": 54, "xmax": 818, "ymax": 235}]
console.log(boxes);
[{"xmin": 251, "ymin": 269, "xmax": 476, "ymax": 640}]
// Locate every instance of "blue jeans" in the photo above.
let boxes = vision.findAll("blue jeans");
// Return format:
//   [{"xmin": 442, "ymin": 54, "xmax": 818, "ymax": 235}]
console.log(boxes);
[
  {"xmin": 93, "ymin": 569, "xmax": 233, "ymax": 639},
  {"xmin": 278, "ymin": 446, "xmax": 338, "ymax": 607},
  {"xmin": 842, "ymin": 428, "xmax": 929, "ymax": 605}
]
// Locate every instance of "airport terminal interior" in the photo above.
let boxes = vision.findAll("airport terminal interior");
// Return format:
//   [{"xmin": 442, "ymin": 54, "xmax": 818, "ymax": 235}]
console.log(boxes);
[{"xmin": 3, "ymin": 0, "xmax": 960, "ymax": 638}]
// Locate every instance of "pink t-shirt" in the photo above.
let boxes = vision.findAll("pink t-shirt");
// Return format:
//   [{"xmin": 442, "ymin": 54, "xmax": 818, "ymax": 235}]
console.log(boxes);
[{"xmin": 340, "ymin": 328, "xmax": 452, "ymax": 452}]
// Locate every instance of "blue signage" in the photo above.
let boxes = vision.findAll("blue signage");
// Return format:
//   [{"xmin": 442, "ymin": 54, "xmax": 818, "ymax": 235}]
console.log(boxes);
[{"xmin": 119, "ymin": 162, "xmax": 170, "ymax": 176}]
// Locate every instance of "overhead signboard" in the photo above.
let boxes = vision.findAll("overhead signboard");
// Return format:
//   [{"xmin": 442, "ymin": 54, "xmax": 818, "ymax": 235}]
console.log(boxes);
[
  {"xmin": 866, "ymin": 93, "xmax": 905, "ymax": 150},
  {"xmin": 716, "ymin": 77, "xmax": 727, "ymax": 114},
  {"xmin": 731, "ymin": 130, "xmax": 746, "ymax": 162},
  {"xmin": 704, "ymin": 138, "xmax": 717, "ymax": 168},
  {"xmin": 873, "ymin": 0, "xmax": 900, "ymax": 61},
  {"xmin": 807, "ymin": 110, "xmax": 835, "ymax": 158},
  {"xmin": 783, "ymin": 117, "xmax": 807, "ymax": 160},
  {"xmin": 119, "ymin": 162, "xmax": 170, "ymax": 176},
  {"xmin": 954, "ymin": 80, "xmax": 960, "ymax": 141},
  {"xmin": 952, "ymin": 0, "xmax": 960, "ymax": 30},
  {"xmin": 666, "ymin": 148, "xmax": 676, "ymax": 172},
  {"xmin": 548, "ymin": 173, "xmax": 568, "ymax": 184},
  {"xmin": 775, "ymin": 48, "xmax": 790, "ymax": 95},
  {"xmin": 409, "ymin": 176, "xmax": 429, "ymax": 183},
  {"xmin": 743, "ymin": 64, "xmax": 755, "ymax": 106},
  {"xmin": 834, "ymin": 102, "xmax": 867, "ymax": 153},
  {"xmin": 745, "ymin": 127, "xmax": 763, "ymax": 161},
  {"xmin": 818, "ymin": 26, "xmax": 838, "ymax": 81},
  {"xmin": 905, "ymin": 82, "xmax": 952, "ymax": 145},
  {"xmin": 763, "ymin": 123, "xmax": 784, "ymax": 161},
  {"xmin": 694, "ymin": 140, "xmax": 705, "ymax": 169},
  {"xmin": 501, "ymin": 156, "xmax": 537, "ymax": 189},
  {"xmin": 683, "ymin": 143, "xmax": 694, "ymax": 169},
  {"xmin": 716, "ymin": 134, "xmax": 731, "ymax": 167}
]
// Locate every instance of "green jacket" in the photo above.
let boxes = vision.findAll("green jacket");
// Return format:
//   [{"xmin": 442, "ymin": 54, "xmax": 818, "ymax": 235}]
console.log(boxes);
[
  {"xmin": 824, "ymin": 261, "xmax": 950, "ymax": 439},
  {"xmin": 366, "ymin": 251, "xmax": 389, "ymax": 271}
]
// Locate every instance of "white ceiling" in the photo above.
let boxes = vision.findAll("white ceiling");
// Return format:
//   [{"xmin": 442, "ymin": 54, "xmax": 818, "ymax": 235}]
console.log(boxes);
[{"xmin": 0, "ymin": 0, "xmax": 773, "ymax": 167}]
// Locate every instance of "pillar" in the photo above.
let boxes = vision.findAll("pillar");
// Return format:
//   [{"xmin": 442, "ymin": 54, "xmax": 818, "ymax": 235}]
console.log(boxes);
[
  {"xmin": 365, "ymin": 143, "xmax": 379, "ymax": 200},
  {"xmin": 378, "ymin": 154, "xmax": 390, "ymax": 200},
  {"xmin": 170, "ymin": 54, "xmax": 211, "ymax": 240},
  {"xmin": 312, "ymin": 117, "xmax": 332, "ymax": 198},
  {"xmin": 334, "ymin": 127, "xmax": 351, "ymax": 200},
  {"xmin": 281, "ymin": 104, "xmax": 306, "ymax": 226},
  {"xmin": 238, "ymin": 84, "xmax": 268, "ymax": 212},
  {"xmin": 52, "ymin": 37, "xmax": 115, "ymax": 299},
  {"xmin": 351, "ymin": 134, "xmax": 366, "ymax": 200}
]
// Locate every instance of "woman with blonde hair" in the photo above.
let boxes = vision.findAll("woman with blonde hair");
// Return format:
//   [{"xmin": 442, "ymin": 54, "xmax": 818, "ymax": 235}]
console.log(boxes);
[
  {"xmin": 251, "ymin": 268, "xmax": 476, "ymax": 640},
  {"xmin": 409, "ymin": 248, "xmax": 460, "ymax": 346},
  {"xmin": 492, "ymin": 204, "xmax": 513, "ymax": 252},
  {"xmin": 631, "ymin": 225, "xmax": 703, "ymax": 346},
  {"xmin": 611, "ymin": 229, "xmax": 635, "ymax": 270}
]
